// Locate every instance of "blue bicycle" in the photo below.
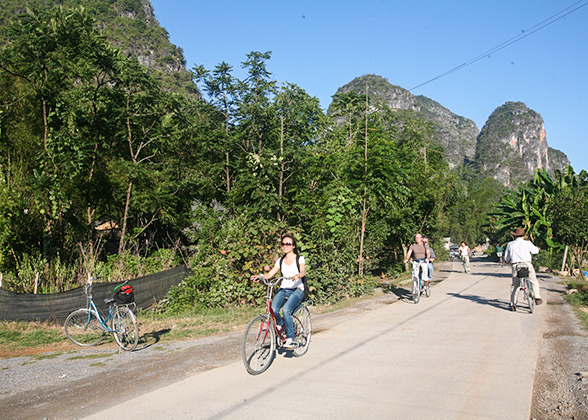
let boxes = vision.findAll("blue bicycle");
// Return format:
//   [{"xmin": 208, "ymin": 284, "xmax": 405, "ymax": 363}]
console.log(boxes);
[{"xmin": 64, "ymin": 276, "xmax": 139, "ymax": 351}]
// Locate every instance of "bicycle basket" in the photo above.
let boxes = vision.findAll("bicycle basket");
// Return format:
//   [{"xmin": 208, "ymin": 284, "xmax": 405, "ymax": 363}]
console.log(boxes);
[
  {"xmin": 516, "ymin": 266, "xmax": 529, "ymax": 278},
  {"xmin": 113, "ymin": 283, "xmax": 134, "ymax": 304}
]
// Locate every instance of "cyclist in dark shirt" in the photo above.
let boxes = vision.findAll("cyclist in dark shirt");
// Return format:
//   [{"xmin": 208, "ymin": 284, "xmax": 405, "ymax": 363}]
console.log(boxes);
[{"xmin": 404, "ymin": 233, "xmax": 431, "ymax": 283}]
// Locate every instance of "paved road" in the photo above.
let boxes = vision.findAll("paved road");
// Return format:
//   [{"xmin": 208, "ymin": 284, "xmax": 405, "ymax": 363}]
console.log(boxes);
[{"xmin": 83, "ymin": 257, "xmax": 545, "ymax": 420}]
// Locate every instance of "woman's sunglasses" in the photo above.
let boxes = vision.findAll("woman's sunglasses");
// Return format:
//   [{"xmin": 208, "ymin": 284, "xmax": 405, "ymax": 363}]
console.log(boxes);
[{"xmin": 281, "ymin": 242, "xmax": 293, "ymax": 246}]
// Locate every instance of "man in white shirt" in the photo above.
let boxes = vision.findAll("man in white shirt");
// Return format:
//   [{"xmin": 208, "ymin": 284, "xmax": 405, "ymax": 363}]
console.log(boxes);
[{"xmin": 504, "ymin": 227, "xmax": 543, "ymax": 311}]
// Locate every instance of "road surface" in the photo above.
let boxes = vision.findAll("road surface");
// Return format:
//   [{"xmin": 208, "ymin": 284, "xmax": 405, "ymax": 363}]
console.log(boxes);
[{"xmin": 83, "ymin": 257, "xmax": 544, "ymax": 420}]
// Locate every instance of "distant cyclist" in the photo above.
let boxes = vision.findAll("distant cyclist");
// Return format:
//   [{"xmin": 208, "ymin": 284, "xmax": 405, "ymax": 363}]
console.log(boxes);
[
  {"xmin": 495, "ymin": 243, "xmax": 504, "ymax": 264},
  {"xmin": 458, "ymin": 242, "xmax": 471, "ymax": 272},
  {"xmin": 422, "ymin": 237, "xmax": 436, "ymax": 282},
  {"xmin": 504, "ymin": 227, "xmax": 543, "ymax": 311},
  {"xmin": 404, "ymin": 233, "xmax": 431, "ymax": 286}
]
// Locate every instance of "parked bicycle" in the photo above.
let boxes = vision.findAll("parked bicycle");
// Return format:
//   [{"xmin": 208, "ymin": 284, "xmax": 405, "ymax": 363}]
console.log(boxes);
[
  {"xmin": 411, "ymin": 260, "xmax": 430, "ymax": 304},
  {"xmin": 64, "ymin": 276, "xmax": 139, "ymax": 351},
  {"xmin": 512, "ymin": 263, "xmax": 535, "ymax": 313},
  {"xmin": 242, "ymin": 276, "xmax": 312, "ymax": 375}
]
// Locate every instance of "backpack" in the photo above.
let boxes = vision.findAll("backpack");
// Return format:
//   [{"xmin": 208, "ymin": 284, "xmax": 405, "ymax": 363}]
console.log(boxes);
[
  {"xmin": 516, "ymin": 266, "xmax": 529, "ymax": 278},
  {"xmin": 279, "ymin": 254, "xmax": 310, "ymax": 301},
  {"xmin": 113, "ymin": 282, "xmax": 134, "ymax": 304}
]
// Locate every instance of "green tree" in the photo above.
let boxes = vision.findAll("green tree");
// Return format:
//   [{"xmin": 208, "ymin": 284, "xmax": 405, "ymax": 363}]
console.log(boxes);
[
  {"xmin": 192, "ymin": 61, "xmax": 239, "ymax": 194},
  {"xmin": 0, "ymin": 7, "xmax": 125, "ymax": 268},
  {"xmin": 490, "ymin": 168, "xmax": 556, "ymax": 248},
  {"xmin": 552, "ymin": 168, "xmax": 588, "ymax": 278}
]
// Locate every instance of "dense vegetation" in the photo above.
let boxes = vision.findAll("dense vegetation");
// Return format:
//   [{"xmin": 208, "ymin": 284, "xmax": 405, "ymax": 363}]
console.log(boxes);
[
  {"xmin": 0, "ymin": 0, "xmax": 196, "ymax": 96},
  {"xmin": 0, "ymin": 6, "xmax": 584, "ymax": 313},
  {"xmin": 491, "ymin": 166, "xmax": 588, "ymax": 278}
]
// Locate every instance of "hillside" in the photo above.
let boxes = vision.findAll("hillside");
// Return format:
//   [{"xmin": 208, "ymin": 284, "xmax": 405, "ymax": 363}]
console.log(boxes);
[
  {"xmin": 0, "ymin": 0, "xmax": 198, "ymax": 97},
  {"xmin": 329, "ymin": 74, "xmax": 479, "ymax": 168},
  {"xmin": 476, "ymin": 102, "xmax": 570, "ymax": 188},
  {"xmin": 329, "ymin": 75, "xmax": 570, "ymax": 186}
]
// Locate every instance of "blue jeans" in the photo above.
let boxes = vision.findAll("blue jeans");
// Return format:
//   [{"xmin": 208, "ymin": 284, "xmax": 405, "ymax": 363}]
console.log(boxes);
[
  {"xmin": 271, "ymin": 288, "xmax": 303, "ymax": 339},
  {"xmin": 428, "ymin": 262, "xmax": 434, "ymax": 280}
]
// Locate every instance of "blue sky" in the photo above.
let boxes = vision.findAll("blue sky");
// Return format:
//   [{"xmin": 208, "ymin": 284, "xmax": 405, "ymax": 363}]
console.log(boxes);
[{"xmin": 149, "ymin": 0, "xmax": 587, "ymax": 172}]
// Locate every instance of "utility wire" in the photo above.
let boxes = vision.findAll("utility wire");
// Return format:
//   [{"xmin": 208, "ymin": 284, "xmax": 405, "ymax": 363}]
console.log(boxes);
[{"xmin": 409, "ymin": 0, "xmax": 588, "ymax": 91}]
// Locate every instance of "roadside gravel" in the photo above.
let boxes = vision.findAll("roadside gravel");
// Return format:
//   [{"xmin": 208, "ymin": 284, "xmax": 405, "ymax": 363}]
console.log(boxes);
[{"xmin": 531, "ymin": 273, "xmax": 588, "ymax": 420}]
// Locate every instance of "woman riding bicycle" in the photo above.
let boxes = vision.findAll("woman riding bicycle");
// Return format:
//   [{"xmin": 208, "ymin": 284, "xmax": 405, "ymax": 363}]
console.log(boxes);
[{"xmin": 253, "ymin": 234, "xmax": 306, "ymax": 349}]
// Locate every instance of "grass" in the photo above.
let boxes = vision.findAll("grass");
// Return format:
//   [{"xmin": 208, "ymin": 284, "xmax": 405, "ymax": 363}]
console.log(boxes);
[
  {"xmin": 562, "ymin": 279, "xmax": 588, "ymax": 329},
  {"xmin": 0, "ymin": 320, "xmax": 67, "ymax": 357},
  {"xmin": 572, "ymin": 307, "xmax": 588, "ymax": 327},
  {"xmin": 31, "ymin": 351, "xmax": 65, "ymax": 360},
  {"xmin": 66, "ymin": 352, "xmax": 116, "ymax": 360}
]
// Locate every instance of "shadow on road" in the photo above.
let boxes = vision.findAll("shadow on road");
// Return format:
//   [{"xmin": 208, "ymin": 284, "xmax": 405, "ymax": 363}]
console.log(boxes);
[
  {"xmin": 447, "ymin": 292, "xmax": 511, "ymax": 311},
  {"xmin": 389, "ymin": 286, "xmax": 414, "ymax": 303}
]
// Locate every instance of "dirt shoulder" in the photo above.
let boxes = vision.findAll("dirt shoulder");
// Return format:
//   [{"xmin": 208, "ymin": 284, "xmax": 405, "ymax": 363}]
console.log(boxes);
[{"xmin": 531, "ymin": 273, "xmax": 588, "ymax": 420}]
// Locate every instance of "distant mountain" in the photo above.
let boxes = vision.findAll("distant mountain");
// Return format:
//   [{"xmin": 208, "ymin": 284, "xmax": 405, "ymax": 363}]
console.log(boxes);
[
  {"xmin": 476, "ymin": 102, "xmax": 570, "ymax": 188},
  {"xmin": 330, "ymin": 75, "xmax": 478, "ymax": 168},
  {"xmin": 0, "ymin": 0, "xmax": 198, "ymax": 97},
  {"xmin": 330, "ymin": 75, "xmax": 570, "ymax": 187}
]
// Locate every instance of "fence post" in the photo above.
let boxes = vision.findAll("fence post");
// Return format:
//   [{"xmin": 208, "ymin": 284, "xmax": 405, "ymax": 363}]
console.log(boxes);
[
  {"xmin": 34, "ymin": 272, "xmax": 39, "ymax": 294},
  {"xmin": 561, "ymin": 245, "xmax": 569, "ymax": 272}
]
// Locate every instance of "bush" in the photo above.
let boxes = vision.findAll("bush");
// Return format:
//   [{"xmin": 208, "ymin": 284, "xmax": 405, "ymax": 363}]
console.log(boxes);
[
  {"xmin": 158, "ymin": 263, "xmax": 266, "ymax": 313},
  {"xmin": 564, "ymin": 280, "xmax": 588, "ymax": 307},
  {"xmin": 534, "ymin": 248, "xmax": 565, "ymax": 272}
]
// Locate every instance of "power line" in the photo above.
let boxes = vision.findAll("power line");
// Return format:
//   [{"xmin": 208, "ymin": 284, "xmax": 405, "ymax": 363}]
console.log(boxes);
[{"xmin": 409, "ymin": 0, "xmax": 588, "ymax": 92}]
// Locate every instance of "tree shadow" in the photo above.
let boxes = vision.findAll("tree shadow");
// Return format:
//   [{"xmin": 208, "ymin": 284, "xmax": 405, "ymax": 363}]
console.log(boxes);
[{"xmin": 447, "ymin": 292, "xmax": 511, "ymax": 311}]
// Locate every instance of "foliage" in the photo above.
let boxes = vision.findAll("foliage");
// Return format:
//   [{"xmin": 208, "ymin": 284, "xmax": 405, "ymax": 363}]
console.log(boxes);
[
  {"xmin": 1, "ymin": 4, "xmax": 570, "ymax": 313},
  {"xmin": 551, "ymin": 168, "xmax": 588, "ymax": 278},
  {"xmin": 490, "ymin": 168, "xmax": 556, "ymax": 248},
  {"xmin": 563, "ymin": 281, "xmax": 588, "ymax": 308},
  {"xmin": 0, "ymin": 0, "xmax": 196, "ymax": 96},
  {"xmin": 444, "ymin": 168, "xmax": 504, "ymax": 246},
  {"xmin": 490, "ymin": 166, "xmax": 588, "ymax": 278}
]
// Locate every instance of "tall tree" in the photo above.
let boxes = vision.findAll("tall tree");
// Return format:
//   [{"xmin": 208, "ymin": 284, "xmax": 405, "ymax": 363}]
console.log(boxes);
[
  {"xmin": 0, "ymin": 7, "xmax": 125, "ymax": 266},
  {"xmin": 192, "ymin": 62, "xmax": 239, "ymax": 194}
]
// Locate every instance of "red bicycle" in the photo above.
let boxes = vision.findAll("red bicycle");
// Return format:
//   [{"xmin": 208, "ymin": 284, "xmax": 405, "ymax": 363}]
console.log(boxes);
[{"xmin": 242, "ymin": 276, "xmax": 312, "ymax": 375}]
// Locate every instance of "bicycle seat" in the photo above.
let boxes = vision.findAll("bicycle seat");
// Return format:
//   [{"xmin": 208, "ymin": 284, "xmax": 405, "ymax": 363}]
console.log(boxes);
[{"xmin": 104, "ymin": 298, "xmax": 115, "ymax": 304}]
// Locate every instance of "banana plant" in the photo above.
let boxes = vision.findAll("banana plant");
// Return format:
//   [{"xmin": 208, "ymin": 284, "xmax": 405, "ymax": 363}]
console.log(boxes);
[{"xmin": 490, "ymin": 169, "xmax": 555, "ymax": 247}]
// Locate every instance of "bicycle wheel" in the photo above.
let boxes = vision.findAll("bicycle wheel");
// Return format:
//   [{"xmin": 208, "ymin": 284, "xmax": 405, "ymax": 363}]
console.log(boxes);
[
  {"xmin": 526, "ymin": 280, "xmax": 535, "ymax": 314},
  {"xmin": 242, "ymin": 315, "xmax": 275, "ymax": 375},
  {"xmin": 412, "ymin": 277, "xmax": 420, "ymax": 304},
  {"xmin": 425, "ymin": 282, "xmax": 431, "ymax": 298},
  {"xmin": 292, "ymin": 305, "xmax": 312, "ymax": 357},
  {"xmin": 64, "ymin": 309, "xmax": 105, "ymax": 346},
  {"xmin": 111, "ymin": 306, "xmax": 139, "ymax": 351}
]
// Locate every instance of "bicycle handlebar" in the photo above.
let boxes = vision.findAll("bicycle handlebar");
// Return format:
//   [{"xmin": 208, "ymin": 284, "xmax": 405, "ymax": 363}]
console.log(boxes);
[{"xmin": 257, "ymin": 275, "xmax": 293, "ymax": 287}]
